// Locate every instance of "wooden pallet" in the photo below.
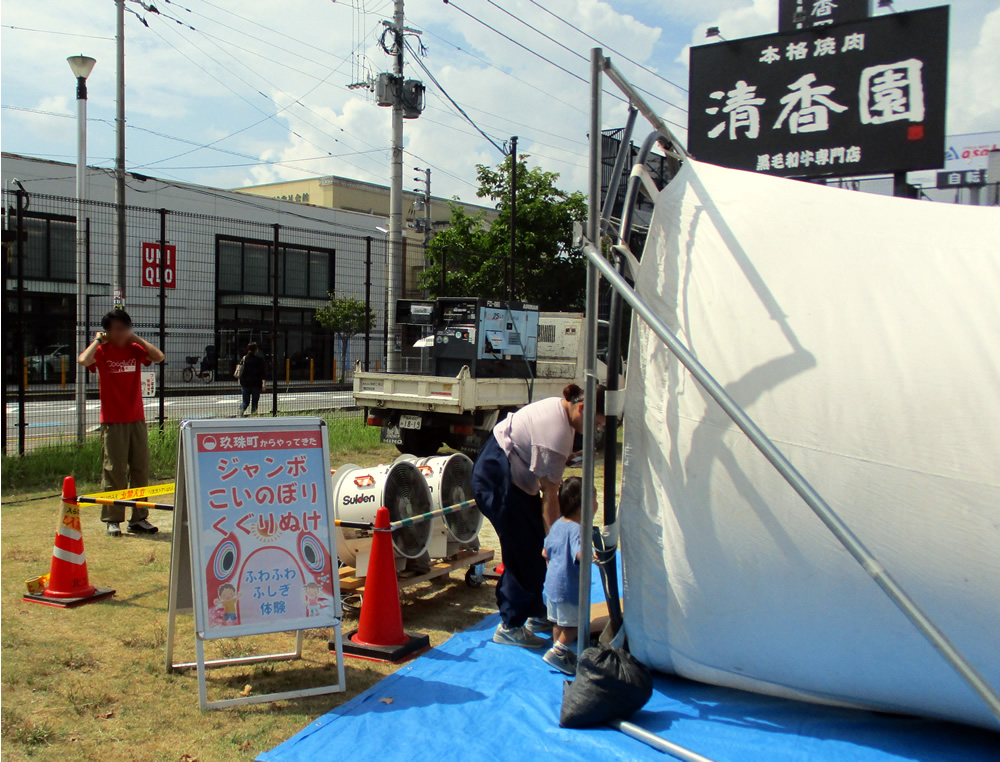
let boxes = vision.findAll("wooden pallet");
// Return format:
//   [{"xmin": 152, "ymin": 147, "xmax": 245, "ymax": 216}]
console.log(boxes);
[{"xmin": 337, "ymin": 548, "xmax": 495, "ymax": 592}]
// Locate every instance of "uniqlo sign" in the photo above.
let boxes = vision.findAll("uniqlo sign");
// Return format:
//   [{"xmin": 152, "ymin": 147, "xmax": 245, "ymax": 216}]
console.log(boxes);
[
  {"xmin": 688, "ymin": 6, "xmax": 948, "ymax": 179},
  {"xmin": 141, "ymin": 242, "xmax": 176, "ymax": 288}
]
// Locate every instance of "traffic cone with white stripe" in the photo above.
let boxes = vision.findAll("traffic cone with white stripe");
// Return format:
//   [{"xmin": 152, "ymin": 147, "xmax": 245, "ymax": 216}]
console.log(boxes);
[
  {"xmin": 23, "ymin": 476, "xmax": 115, "ymax": 608},
  {"xmin": 340, "ymin": 506, "xmax": 429, "ymax": 662}
]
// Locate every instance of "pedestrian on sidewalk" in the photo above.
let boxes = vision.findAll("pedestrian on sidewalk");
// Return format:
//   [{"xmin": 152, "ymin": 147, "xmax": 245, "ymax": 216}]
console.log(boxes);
[
  {"xmin": 236, "ymin": 342, "xmax": 266, "ymax": 416},
  {"xmin": 78, "ymin": 309, "xmax": 165, "ymax": 537}
]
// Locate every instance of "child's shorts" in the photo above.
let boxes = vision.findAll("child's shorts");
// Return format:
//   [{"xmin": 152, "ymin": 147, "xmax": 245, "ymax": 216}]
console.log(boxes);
[{"xmin": 546, "ymin": 598, "xmax": 579, "ymax": 627}]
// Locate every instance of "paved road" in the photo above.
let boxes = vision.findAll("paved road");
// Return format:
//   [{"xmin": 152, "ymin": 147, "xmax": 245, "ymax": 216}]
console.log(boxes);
[{"xmin": 5, "ymin": 389, "xmax": 358, "ymax": 452}]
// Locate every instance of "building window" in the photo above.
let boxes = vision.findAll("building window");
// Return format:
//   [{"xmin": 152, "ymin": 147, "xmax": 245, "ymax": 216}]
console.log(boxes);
[
  {"xmin": 21, "ymin": 214, "xmax": 75, "ymax": 282},
  {"xmin": 309, "ymin": 252, "xmax": 330, "ymax": 298},
  {"xmin": 216, "ymin": 236, "xmax": 335, "ymax": 298}
]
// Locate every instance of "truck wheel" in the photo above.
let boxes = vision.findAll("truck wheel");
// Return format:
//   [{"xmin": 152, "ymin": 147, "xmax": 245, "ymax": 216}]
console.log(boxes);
[{"xmin": 398, "ymin": 428, "xmax": 441, "ymax": 457}]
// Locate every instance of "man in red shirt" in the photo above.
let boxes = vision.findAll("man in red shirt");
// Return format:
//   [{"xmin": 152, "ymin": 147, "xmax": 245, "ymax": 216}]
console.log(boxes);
[{"xmin": 78, "ymin": 309, "xmax": 165, "ymax": 536}]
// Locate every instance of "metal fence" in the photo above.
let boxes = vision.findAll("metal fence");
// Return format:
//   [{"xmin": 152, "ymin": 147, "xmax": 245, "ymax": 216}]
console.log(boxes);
[{"xmin": 3, "ymin": 189, "xmax": 394, "ymax": 455}]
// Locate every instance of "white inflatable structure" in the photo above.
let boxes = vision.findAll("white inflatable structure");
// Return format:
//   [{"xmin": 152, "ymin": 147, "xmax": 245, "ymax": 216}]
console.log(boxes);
[{"xmin": 619, "ymin": 159, "xmax": 1000, "ymax": 730}]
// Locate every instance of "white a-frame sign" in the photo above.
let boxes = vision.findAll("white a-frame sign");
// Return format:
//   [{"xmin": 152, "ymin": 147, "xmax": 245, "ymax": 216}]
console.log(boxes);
[{"xmin": 165, "ymin": 417, "xmax": 345, "ymax": 709}]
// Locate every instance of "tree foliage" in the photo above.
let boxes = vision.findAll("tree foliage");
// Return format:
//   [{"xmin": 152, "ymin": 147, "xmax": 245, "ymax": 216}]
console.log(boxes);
[
  {"xmin": 314, "ymin": 295, "xmax": 375, "ymax": 382},
  {"xmin": 420, "ymin": 155, "xmax": 587, "ymax": 310}
]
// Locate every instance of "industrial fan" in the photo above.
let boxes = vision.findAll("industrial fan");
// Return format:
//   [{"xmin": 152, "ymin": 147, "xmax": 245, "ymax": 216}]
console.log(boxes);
[
  {"xmin": 330, "ymin": 461, "xmax": 433, "ymax": 576},
  {"xmin": 396, "ymin": 453, "xmax": 482, "ymax": 558}
]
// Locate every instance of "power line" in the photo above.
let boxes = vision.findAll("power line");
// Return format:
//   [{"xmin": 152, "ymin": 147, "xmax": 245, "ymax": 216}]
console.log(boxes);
[
  {"xmin": 1, "ymin": 104, "xmax": 379, "ymax": 177},
  {"xmin": 404, "ymin": 150, "xmax": 479, "ymax": 191},
  {"xmin": 481, "ymin": 0, "xmax": 687, "ymax": 114},
  {"xmin": 136, "ymin": 19, "xmax": 379, "ymax": 180},
  {"xmin": 147, "ymin": 149, "xmax": 385, "ymax": 171},
  {"xmin": 404, "ymin": 39, "xmax": 506, "ymax": 155},
  {"xmin": 147, "ymin": 12, "xmax": 400, "ymax": 181},
  {"xmin": 441, "ymin": 0, "xmax": 686, "ymax": 132},
  {"xmin": 1, "ymin": 25, "xmax": 114, "ymax": 40},
  {"xmin": 162, "ymin": 12, "xmax": 484, "ymax": 196},
  {"xmin": 525, "ymin": 0, "xmax": 688, "ymax": 94},
  {"xmin": 130, "ymin": 0, "xmax": 486, "ymax": 197},
  {"xmin": 420, "ymin": 93, "xmax": 589, "ymax": 161},
  {"xmin": 417, "ymin": 25, "xmax": 588, "ymax": 117}
]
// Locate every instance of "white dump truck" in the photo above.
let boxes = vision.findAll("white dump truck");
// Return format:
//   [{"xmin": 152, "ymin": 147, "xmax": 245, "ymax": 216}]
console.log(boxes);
[{"xmin": 353, "ymin": 298, "xmax": 587, "ymax": 457}]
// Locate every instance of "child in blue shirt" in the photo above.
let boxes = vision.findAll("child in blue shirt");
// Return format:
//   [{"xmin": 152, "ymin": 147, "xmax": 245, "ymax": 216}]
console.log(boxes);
[{"xmin": 542, "ymin": 476, "xmax": 583, "ymax": 675}]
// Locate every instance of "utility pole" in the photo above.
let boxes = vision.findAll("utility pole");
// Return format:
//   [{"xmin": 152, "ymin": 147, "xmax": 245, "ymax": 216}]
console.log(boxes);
[
  {"xmin": 114, "ymin": 0, "xmax": 126, "ymax": 309},
  {"xmin": 386, "ymin": 0, "xmax": 405, "ymax": 372},
  {"xmin": 413, "ymin": 166, "xmax": 431, "ymax": 254},
  {"xmin": 423, "ymin": 168, "xmax": 431, "ymax": 253},
  {"xmin": 508, "ymin": 135, "xmax": 518, "ymax": 301}
]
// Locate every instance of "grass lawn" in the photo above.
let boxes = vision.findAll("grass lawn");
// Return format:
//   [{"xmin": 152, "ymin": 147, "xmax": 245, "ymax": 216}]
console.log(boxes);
[
  {"xmin": 1, "ymin": 416, "xmax": 611, "ymax": 761},
  {"xmin": 1, "ymin": 418, "xmax": 504, "ymax": 761}
]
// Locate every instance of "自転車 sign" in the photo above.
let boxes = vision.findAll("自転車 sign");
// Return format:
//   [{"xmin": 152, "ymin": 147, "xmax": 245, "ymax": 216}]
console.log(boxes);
[
  {"xmin": 688, "ymin": 6, "xmax": 948, "ymax": 179},
  {"xmin": 936, "ymin": 169, "xmax": 986, "ymax": 189}
]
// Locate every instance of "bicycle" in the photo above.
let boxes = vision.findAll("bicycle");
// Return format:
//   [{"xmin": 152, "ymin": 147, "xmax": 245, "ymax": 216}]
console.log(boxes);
[{"xmin": 182, "ymin": 355, "xmax": 214, "ymax": 383}]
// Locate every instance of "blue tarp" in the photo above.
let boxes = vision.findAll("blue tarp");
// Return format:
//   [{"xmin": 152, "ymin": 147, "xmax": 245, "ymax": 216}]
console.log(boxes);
[{"xmin": 260, "ymin": 572, "xmax": 997, "ymax": 761}]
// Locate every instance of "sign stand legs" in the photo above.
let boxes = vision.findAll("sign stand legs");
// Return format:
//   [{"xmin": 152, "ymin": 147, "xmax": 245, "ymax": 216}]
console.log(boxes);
[{"xmin": 167, "ymin": 624, "xmax": 343, "ymax": 711}]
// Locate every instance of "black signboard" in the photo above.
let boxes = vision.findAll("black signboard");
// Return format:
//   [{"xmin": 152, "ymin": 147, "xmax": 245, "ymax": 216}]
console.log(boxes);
[
  {"xmin": 688, "ymin": 6, "xmax": 949, "ymax": 179},
  {"xmin": 936, "ymin": 169, "xmax": 986, "ymax": 189},
  {"xmin": 779, "ymin": 0, "xmax": 869, "ymax": 32}
]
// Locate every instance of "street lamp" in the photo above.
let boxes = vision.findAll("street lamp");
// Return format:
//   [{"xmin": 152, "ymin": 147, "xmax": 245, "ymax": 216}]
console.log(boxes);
[{"xmin": 69, "ymin": 54, "xmax": 96, "ymax": 444}]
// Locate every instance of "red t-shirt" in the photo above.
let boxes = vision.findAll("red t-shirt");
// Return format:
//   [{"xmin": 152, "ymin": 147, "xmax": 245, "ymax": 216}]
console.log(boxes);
[{"xmin": 87, "ymin": 342, "xmax": 151, "ymax": 423}]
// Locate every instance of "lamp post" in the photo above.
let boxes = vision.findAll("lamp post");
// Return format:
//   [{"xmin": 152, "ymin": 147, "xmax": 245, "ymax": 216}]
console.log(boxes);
[{"xmin": 69, "ymin": 54, "xmax": 96, "ymax": 444}]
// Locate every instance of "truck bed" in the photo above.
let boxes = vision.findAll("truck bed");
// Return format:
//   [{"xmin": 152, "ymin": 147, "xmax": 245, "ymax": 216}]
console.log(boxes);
[{"xmin": 353, "ymin": 367, "xmax": 570, "ymax": 414}]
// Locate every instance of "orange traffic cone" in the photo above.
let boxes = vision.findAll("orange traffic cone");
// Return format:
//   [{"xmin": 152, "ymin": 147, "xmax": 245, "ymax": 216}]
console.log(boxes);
[
  {"xmin": 23, "ymin": 476, "xmax": 115, "ymax": 608},
  {"xmin": 340, "ymin": 506, "xmax": 429, "ymax": 662}
]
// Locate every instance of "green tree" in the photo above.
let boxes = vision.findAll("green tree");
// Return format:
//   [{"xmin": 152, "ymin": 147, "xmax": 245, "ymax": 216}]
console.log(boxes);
[
  {"xmin": 420, "ymin": 155, "xmax": 588, "ymax": 310},
  {"xmin": 314, "ymin": 295, "xmax": 375, "ymax": 382}
]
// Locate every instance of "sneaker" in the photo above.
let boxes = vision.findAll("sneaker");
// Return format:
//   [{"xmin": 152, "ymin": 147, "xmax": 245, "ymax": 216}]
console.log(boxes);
[
  {"xmin": 106, "ymin": 522, "xmax": 122, "ymax": 537},
  {"xmin": 127, "ymin": 519, "xmax": 159, "ymax": 535},
  {"xmin": 493, "ymin": 623, "xmax": 547, "ymax": 649},
  {"xmin": 543, "ymin": 646, "xmax": 577, "ymax": 676},
  {"xmin": 525, "ymin": 617, "xmax": 553, "ymax": 634}
]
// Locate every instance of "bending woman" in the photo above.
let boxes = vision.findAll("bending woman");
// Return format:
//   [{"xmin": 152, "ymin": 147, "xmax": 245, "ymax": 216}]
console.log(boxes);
[{"xmin": 473, "ymin": 382, "xmax": 605, "ymax": 648}]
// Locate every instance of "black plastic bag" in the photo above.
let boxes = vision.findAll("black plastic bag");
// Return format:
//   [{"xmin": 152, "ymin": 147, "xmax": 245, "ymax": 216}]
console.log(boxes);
[{"xmin": 559, "ymin": 645, "xmax": 653, "ymax": 728}]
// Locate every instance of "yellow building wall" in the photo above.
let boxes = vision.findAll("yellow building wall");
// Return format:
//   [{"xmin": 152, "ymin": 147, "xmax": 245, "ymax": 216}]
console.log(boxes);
[{"xmin": 235, "ymin": 176, "xmax": 497, "ymax": 298}]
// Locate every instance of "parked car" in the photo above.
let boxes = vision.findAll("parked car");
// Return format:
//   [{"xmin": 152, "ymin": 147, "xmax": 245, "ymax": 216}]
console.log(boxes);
[{"xmin": 26, "ymin": 344, "xmax": 71, "ymax": 383}]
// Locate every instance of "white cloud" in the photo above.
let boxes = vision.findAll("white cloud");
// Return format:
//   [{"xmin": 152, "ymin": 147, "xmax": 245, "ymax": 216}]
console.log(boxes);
[
  {"xmin": 947, "ymin": 5, "xmax": 1000, "ymax": 134},
  {"xmin": 677, "ymin": 0, "xmax": 776, "ymax": 68},
  {"xmin": 2, "ymin": 0, "xmax": 996, "ymax": 199}
]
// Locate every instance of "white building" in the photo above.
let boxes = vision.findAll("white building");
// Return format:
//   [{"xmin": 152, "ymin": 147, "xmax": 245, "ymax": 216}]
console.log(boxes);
[{"xmin": 2, "ymin": 153, "xmax": 401, "ymax": 383}]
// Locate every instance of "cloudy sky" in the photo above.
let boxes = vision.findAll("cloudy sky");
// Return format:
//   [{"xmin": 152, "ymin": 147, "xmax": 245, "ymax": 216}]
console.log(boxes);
[{"xmin": 2, "ymin": 0, "xmax": 997, "ymax": 201}]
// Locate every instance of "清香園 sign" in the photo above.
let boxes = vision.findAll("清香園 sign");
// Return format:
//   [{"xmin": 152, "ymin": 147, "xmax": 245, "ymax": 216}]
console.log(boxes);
[{"xmin": 688, "ymin": 6, "xmax": 948, "ymax": 179}]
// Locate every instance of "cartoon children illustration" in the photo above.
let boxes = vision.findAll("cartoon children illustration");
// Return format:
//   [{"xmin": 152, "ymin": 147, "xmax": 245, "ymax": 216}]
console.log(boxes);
[
  {"xmin": 304, "ymin": 581, "xmax": 323, "ymax": 617},
  {"xmin": 215, "ymin": 583, "xmax": 241, "ymax": 624}
]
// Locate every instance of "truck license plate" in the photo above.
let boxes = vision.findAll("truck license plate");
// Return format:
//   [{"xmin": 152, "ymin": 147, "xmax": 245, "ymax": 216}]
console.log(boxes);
[
  {"xmin": 381, "ymin": 424, "xmax": 403, "ymax": 445},
  {"xmin": 399, "ymin": 414, "xmax": 422, "ymax": 430}
]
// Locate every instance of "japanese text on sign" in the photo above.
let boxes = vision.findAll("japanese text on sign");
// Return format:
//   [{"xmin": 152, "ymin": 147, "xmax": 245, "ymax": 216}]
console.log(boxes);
[
  {"xmin": 779, "ymin": 0, "xmax": 870, "ymax": 32},
  {"xmin": 192, "ymin": 428, "xmax": 336, "ymax": 636},
  {"xmin": 688, "ymin": 7, "xmax": 948, "ymax": 178}
]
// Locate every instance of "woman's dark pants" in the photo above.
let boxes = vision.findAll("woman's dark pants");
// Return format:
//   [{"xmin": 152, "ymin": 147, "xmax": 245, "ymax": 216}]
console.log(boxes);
[{"xmin": 472, "ymin": 435, "xmax": 546, "ymax": 628}]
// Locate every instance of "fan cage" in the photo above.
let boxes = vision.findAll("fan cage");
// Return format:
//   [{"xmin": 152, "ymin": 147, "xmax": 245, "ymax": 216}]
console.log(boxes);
[
  {"xmin": 384, "ymin": 462, "xmax": 433, "ymax": 557},
  {"xmin": 438, "ymin": 456, "xmax": 480, "ymax": 543}
]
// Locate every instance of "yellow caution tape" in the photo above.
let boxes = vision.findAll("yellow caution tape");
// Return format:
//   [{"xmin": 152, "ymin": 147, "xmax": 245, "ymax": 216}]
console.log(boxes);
[{"xmin": 81, "ymin": 483, "xmax": 176, "ymax": 501}]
